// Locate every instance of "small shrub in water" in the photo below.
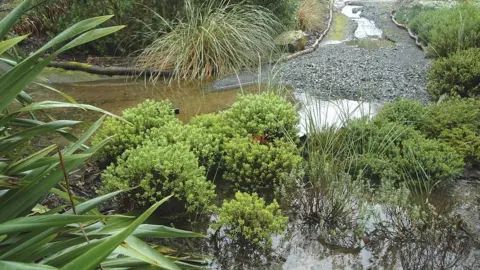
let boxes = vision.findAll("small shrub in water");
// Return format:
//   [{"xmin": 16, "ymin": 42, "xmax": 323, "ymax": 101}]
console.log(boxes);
[
  {"xmin": 427, "ymin": 48, "xmax": 480, "ymax": 99},
  {"xmin": 187, "ymin": 112, "xmax": 241, "ymax": 168},
  {"xmin": 101, "ymin": 141, "xmax": 216, "ymax": 213},
  {"xmin": 213, "ymin": 192, "xmax": 288, "ymax": 249},
  {"xmin": 92, "ymin": 99, "xmax": 180, "ymax": 163},
  {"xmin": 223, "ymin": 137, "xmax": 303, "ymax": 193},
  {"xmin": 224, "ymin": 93, "xmax": 299, "ymax": 141}
]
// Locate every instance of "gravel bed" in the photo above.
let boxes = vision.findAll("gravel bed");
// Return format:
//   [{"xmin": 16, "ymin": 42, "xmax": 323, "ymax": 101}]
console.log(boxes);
[{"xmin": 278, "ymin": 2, "xmax": 432, "ymax": 103}]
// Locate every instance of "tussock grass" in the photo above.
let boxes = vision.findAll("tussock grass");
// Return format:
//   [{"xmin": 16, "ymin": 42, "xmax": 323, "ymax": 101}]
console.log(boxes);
[
  {"xmin": 136, "ymin": 0, "xmax": 283, "ymax": 82},
  {"xmin": 296, "ymin": 0, "xmax": 328, "ymax": 31}
]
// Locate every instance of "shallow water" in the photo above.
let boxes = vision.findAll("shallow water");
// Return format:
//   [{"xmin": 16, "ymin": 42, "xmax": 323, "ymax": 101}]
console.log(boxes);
[
  {"xmin": 28, "ymin": 78, "xmax": 262, "ymax": 123},
  {"xmin": 296, "ymin": 92, "xmax": 379, "ymax": 136},
  {"xmin": 341, "ymin": 5, "xmax": 383, "ymax": 39}
]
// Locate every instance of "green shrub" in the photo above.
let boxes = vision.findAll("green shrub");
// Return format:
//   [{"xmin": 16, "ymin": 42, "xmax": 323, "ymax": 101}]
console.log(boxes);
[
  {"xmin": 344, "ymin": 118, "xmax": 464, "ymax": 187},
  {"xmin": 101, "ymin": 141, "xmax": 216, "ymax": 213},
  {"xmin": 409, "ymin": 4, "xmax": 480, "ymax": 57},
  {"xmin": 137, "ymin": 0, "xmax": 283, "ymax": 82},
  {"xmin": 427, "ymin": 48, "xmax": 480, "ymax": 99},
  {"xmin": 213, "ymin": 192, "xmax": 288, "ymax": 248},
  {"xmin": 186, "ymin": 113, "xmax": 241, "ymax": 168},
  {"xmin": 224, "ymin": 93, "xmax": 299, "ymax": 141},
  {"xmin": 92, "ymin": 99, "xmax": 180, "ymax": 162},
  {"xmin": 223, "ymin": 137, "xmax": 303, "ymax": 193},
  {"xmin": 422, "ymin": 98, "xmax": 480, "ymax": 166},
  {"xmin": 376, "ymin": 99, "xmax": 428, "ymax": 130}
]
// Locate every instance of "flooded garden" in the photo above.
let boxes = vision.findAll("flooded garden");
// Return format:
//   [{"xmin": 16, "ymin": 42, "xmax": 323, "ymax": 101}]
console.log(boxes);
[{"xmin": 1, "ymin": 0, "xmax": 480, "ymax": 269}]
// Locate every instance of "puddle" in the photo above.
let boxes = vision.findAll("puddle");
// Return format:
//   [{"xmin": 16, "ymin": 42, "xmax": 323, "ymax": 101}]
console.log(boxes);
[
  {"xmin": 28, "ymin": 79, "xmax": 262, "ymax": 123},
  {"xmin": 295, "ymin": 92, "xmax": 379, "ymax": 136},
  {"xmin": 345, "ymin": 39, "xmax": 394, "ymax": 49},
  {"xmin": 341, "ymin": 5, "xmax": 383, "ymax": 39}
]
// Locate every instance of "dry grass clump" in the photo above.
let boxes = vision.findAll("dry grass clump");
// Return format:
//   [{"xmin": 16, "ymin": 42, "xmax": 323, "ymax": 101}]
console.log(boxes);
[
  {"xmin": 296, "ymin": 0, "xmax": 328, "ymax": 31},
  {"xmin": 136, "ymin": 0, "xmax": 282, "ymax": 82}
]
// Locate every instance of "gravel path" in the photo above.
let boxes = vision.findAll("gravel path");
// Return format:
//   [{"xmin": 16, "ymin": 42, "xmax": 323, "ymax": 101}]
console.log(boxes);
[
  {"xmin": 278, "ymin": 1, "xmax": 431, "ymax": 103},
  {"xmin": 212, "ymin": 0, "xmax": 432, "ymax": 103}
]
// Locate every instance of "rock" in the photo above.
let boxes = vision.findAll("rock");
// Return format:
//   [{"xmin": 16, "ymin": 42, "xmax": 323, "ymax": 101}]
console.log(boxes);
[{"xmin": 275, "ymin": 30, "xmax": 308, "ymax": 52}]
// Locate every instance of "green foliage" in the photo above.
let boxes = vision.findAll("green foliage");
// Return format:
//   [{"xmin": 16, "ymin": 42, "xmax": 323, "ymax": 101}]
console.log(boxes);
[
  {"xmin": 344, "ymin": 118, "xmax": 464, "ymax": 188},
  {"xmin": 137, "ymin": 0, "xmax": 283, "ymax": 82},
  {"xmin": 378, "ymin": 98, "xmax": 480, "ymax": 166},
  {"xmin": 187, "ymin": 113, "xmax": 239, "ymax": 168},
  {"xmin": 102, "ymin": 140, "xmax": 216, "ymax": 213},
  {"xmin": 0, "ymin": 4, "xmax": 202, "ymax": 269},
  {"xmin": 223, "ymin": 137, "xmax": 303, "ymax": 193},
  {"xmin": 92, "ymin": 99, "xmax": 180, "ymax": 162},
  {"xmin": 376, "ymin": 99, "xmax": 428, "ymax": 130},
  {"xmin": 422, "ymin": 98, "xmax": 480, "ymax": 166},
  {"xmin": 427, "ymin": 48, "xmax": 480, "ymax": 99},
  {"xmin": 224, "ymin": 93, "xmax": 299, "ymax": 141},
  {"xmin": 408, "ymin": 4, "xmax": 480, "ymax": 57},
  {"xmin": 213, "ymin": 192, "xmax": 288, "ymax": 248}
]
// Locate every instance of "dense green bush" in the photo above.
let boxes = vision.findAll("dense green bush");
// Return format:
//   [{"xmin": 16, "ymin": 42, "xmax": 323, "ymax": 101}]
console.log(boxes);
[
  {"xmin": 344, "ymin": 118, "xmax": 464, "ymax": 187},
  {"xmin": 427, "ymin": 48, "xmax": 480, "ymax": 99},
  {"xmin": 377, "ymin": 98, "xmax": 480, "ymax": 166},
  {"xmin": 375, "ymin": 99, "xmax": 428, "ymax": 130},
  {"xmin": 224, "ymin": 93, "xmax": 299, "ymax": 141},
  {"xmin": 213, "ymin": 192, "xmax": 288, "ymax": 248},
  {"xmin": 92, "ymin": 99, "xmax": 179, "ymax": 162},
  {"xmin": 187, "ymin": 113, "xmax": 240, "ymax": 168},
  {"xmin": 223, "ymin": 137, "xmax": 303, "ymax": 193},
  {"xmin": 408, "ymin": 4, "xmax": 480, "ymax": 57},
  {"xmin": 422, "ymin": 98, "xmax": 480, "ymax": 166},
  {"xmin": 101, "ymin": 141, "xmax": 216, "ymax": 213}
]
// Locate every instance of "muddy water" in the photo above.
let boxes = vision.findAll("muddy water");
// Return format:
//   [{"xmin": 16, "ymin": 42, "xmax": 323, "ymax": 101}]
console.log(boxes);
[{"xmin": 28, "ymin": 78, "xmax": 262, "ymax": 123}]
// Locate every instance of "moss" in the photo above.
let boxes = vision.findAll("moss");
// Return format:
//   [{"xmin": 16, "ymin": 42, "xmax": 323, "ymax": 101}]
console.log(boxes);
[
  {"xmin": 40, "ymin": 67, "xmax": 104, "ymax": 83},
  {"xmin": 326, "ymin": 12, "xmax": 348, "ymax": 41}
]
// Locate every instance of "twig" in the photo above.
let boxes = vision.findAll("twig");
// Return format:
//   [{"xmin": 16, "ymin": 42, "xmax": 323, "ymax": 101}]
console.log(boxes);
[
  {"xmin": 390, "ymin": 10, "xmax": 426, "ymax": 51},
  {"xmin": 57, "ymin": 146, "xmax": 90, "ymax": 244}
]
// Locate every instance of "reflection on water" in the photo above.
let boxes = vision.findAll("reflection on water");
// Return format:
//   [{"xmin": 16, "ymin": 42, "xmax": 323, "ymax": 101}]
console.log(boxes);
[{"xmin": 28, "ymin": 78, "xmax": 262, "ymax": 123}]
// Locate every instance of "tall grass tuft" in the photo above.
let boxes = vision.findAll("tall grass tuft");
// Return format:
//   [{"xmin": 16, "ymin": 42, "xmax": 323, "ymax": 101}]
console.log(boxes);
[
  {"xmin": 136, "ymin": 0, "xmax": 283, "ymax": 82},
  {"xmin": 296, "ymin": 0, "xmax": 328, "ymax": 31}
]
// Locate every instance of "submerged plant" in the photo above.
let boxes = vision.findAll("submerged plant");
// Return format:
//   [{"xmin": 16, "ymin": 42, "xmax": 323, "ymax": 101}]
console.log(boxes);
[
  {"xmin": 213, "ymin": 192, "xmax": 288, "ymax": 249},
  {"xmin": 137, "ymin": 0, "xmax": 283, "ymax": 82}
]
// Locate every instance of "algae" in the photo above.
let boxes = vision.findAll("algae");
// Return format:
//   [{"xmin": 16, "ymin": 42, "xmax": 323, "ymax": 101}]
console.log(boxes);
[{"xmin": 325, "ymin": 12, "xmax": 349, "ymax": 41}]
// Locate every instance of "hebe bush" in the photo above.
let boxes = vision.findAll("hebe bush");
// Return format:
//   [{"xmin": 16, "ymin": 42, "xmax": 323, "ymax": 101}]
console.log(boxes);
[
  {"xmin": 223, "ymin": 137, "xmax": 303, "ymax": 193},
  {"xmin": 213, "ymin": 192, "xmax": 288, "ymax": 248},
  {"xmin": 224, "ymin": 93, "xmax": 299, "ymax": 141},
  {"xmin": 101, "ymin": 141, "xmax": 216, "ymax": 213},
  {"xmin": 92, "ymin": 99, "xmax": 179, "ymax": 163},
  {"xmin": 427, "ymin": 48, "xmax": 480, "ymax": 99},
  {"xmin": 187, "ymin": 113, "xmax": 241, "ymax": 168}
]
